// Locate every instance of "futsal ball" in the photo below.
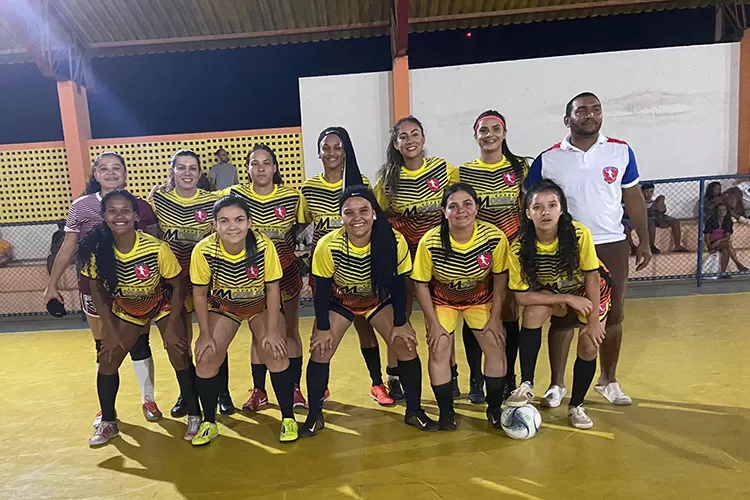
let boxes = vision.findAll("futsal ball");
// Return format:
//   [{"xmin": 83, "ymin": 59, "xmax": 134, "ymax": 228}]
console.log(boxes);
[{"xmin": 501, "ymin": 405, "xmax": 542, "ymax": 440}]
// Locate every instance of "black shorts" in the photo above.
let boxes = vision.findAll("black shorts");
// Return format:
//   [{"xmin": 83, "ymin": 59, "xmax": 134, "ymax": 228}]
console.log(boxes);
[{"xmin": 329, "ymin": 299, "xmax": 392, "ymax": 324}]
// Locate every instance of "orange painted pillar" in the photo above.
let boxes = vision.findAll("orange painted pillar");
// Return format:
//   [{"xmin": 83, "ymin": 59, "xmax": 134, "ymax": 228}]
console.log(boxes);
[
  {"xmin": 392, "ymin": 55, "xmax": 411, "ymax": 122},
  {"xmin": 57, "ymin": 81, "xmax": 92, "ymax": 197},
  {"xmin": 739, "ymin": 29, "xmax": 750, "ymax": 174}
]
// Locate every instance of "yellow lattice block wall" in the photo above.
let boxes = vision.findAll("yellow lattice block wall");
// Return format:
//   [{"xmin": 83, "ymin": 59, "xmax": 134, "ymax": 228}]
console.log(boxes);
[
  {"xmin": 89, "ymin": 129, "xmax": 304, "ymax": 200},
  {"xmin": 0, "ymin": 144, "xmax": 72, "ymax": 223}
]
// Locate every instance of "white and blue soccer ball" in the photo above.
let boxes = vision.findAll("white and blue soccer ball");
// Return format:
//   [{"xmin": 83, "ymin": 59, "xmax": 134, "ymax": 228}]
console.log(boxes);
[{"xmin": 501, "ymin": 405, "xmax": 542, "ymax": 440}]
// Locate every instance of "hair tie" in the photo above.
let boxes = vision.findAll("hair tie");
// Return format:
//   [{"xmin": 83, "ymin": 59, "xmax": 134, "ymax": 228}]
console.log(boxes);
[{"xmin": 474, "ymin": 115, "xmax": 506, "ymax": 133}]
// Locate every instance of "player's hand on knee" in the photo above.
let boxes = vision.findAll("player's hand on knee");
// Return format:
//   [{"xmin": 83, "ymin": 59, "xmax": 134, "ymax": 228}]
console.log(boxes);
[
  {"xmin": 426, "ymin": 321, "xmax": 450, "ymax": 353},
  {"xmin": 582, "ymin": 321, "xmax": 606, "ymax": 348},
  {"xmin": 262, "ymin": 333, "xmax": 287, "ymax": 360},
  {"xmin": 195, "ymin": 333, "xmax": 217, "ymax": 364},
  {"xmin": 481, "ymin": 317, "xmax": 506, "ymax": 348},
  {"xmin": 310, "ymin": 329, "xmax": 335, "ymax": 357},
  {"xmin": 392, "ymin": 323, "xmax": 418, "ymax": 352},
  {"xmin": 566, "ymin": 295, "xmax": 593, "ymax": 317}
]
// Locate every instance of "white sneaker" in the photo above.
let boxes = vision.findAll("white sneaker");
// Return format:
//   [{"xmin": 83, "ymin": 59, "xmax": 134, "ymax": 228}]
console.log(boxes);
[
  {"xmin": 594, "ymin": 382, "xmax": 632, "ymax": 405},
  {"xmin": 184, "ymin": 415, "xmax": 202, "ymax": 441},
  {"xmin": 89, "ymin": 421, "xmax": 119, "ymax": 446},
  {"xmin": 505, "ymin": 381, "xmax": 534, "ymax": 407},
  {"xmin": 738, "ymin": 216, "xmax": 750, "ymax": 225},
  {"xmin": 568, "ymin": 405, "xmax": 594, "ymax": 429},
  {"xmin": 541, "ymin": 385, "xmax": 567, "ymax": 408}
]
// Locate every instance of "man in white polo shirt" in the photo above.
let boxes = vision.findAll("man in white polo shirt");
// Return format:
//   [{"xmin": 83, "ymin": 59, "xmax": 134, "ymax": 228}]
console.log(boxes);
[{"xmin": 525, "ymin": 92, "xmax": 651, "ymax": 410}]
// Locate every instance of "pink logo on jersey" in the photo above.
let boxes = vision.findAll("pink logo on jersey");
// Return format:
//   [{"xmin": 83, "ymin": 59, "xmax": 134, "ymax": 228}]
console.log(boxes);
[
  {"xmin": 274, "ymin": 206, "xmax": 287, "ymax": 220},
  {"xmin": 134, "ymin": 264, "xmax": 151, "ymax": 280},
  {"xmin": 503, "ymin": 173, "xmax": 517, "ymax": 186},
  {"xmin": 476, "ymin": 254, "xmax": 493, "ymax": 269},
  {"xmin": 426, "ymin": 178, "xmax": 440, "ymax": 192},
  {"xmin": 602, "ymin": 167, "xmax": 619, "ymax": 184},
  {"xmin": 194, "ymin": 209, "xmax": 207, "ymax": 222},
  {"xmin": 246, "ymin": 266, "xmax": 260, "ymax": 279},
  {"xmin": 599, "ymin": 301, "xmax": 608, "ymax": 316}
]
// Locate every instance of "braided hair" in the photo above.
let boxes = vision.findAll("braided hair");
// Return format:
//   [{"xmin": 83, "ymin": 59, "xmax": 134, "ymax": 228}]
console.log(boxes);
[
  {"xmin": 377, "ymin": 116, "xmax": 424, "ymax": 203},
  {"xmin": 473, "ymin": 110, "xmax": 526, "ymax": 184},
  {"xmin": 317, "ymin": 126, "xmax": 364, "ymax": 190},
  {"xmin": 247, "ymin": 143, "xmax": 284, "ymax": 185},
  {"xmin": 83, "ymin": 152, "xmax": 127, "ymax": 196}
]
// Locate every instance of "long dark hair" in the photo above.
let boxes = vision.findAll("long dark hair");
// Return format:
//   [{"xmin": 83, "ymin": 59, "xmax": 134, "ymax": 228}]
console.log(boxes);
[
  {"xmin": 83, "ymin": 152, "xmax": 127, "ymax": 196},
  {"xmin": 439, "ymin": 183, "xmax": 479, "ymax": 257},
  {"xmin": 340, "ymin": 186, "xmax": 397, "ymax": 300},
  {"xmin": 247, "ymin": 144, "xmax": 283, "ymax": 185},
  {"xmin": 378, "ymin": 116, "xmax": 424, "ymax": 202},
  {"xmin": 519, "ymin": 179, "xmax": 580, "ymax": 288},
  {"xmin": 317, "ymin": 126, "xmax": 364, "ymax": 190},
  {"xmin": 212, "ymin": 195, "xmax": 258, "ymax": 265},
  {"xmin": 77, "ymin": 189, "xmax": 139, "ymax": 293},
  {"xmin": 168, "ymin": 149, "xmax": 202, "ymax": 188},
  {"xmin": 473, "ymin": 110, "xmax": 526, "ymax": 183}
]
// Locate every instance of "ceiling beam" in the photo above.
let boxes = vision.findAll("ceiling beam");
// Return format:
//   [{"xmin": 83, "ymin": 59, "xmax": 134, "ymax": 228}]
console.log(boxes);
[{"xmin": 390, "ymin": 0, "xmax": 409, "ymax": 58}]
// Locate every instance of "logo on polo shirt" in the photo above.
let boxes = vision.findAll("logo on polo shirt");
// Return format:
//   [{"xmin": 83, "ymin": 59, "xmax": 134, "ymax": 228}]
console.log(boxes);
[
  {"xmin": 503, "ymin": 173, "xmax": 517, "ymax": 186},
  {"xmin": 602, "ymin": 167, "xmax": 619, "ymax": 184}
]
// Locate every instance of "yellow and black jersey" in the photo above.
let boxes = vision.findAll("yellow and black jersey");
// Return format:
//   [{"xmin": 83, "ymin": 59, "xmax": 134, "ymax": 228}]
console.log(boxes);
[
  {"xmin": 374, "ymin": 157, "xmax": 459, "ymax": 254},
  {"xmin": 312, "ymin": 227, "xmax": 411, "ymax": 314},
  {"xmin": 151, "ymin": 189, "xmax": 219, "ymax": 271},
  {"xmin": 220, "ymin": 183, "xmax": 304, "ymax": 271},
  {"xmin": 81, "ymin": 232, "xmax": 181, "ymax": 321},
  {"xmin": 299, "ymin": 173, "xmax": 372, "ymax": 251},
  {"xmin": 508, "ymin": 221, "xmax": 600, "ymax": 294},
  {"xmin": 190, "ymin": 232, "xmax": 283, "ymax": 320},
  {"xmin": 459, "ymin": 157, "xmax": 529, "ymax": 243},
  {"xmin": 412, "ymin": 221, "xmax": 509, "ymax": 307}
]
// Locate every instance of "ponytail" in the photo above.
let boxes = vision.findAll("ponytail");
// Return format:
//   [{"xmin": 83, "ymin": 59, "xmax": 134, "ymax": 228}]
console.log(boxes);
[
  {"xmin": 317, "ymin": 127, "xmax": 364, "ymax": 190},
  {"xmin": 474, "ymin": 110, "xmax": 526, "ymax": 183},
  {"xmin": 377, "ymin": 116, "xmax": 424, "ymax": 202},
  {"xmin": 247, "ymin": 144, "xmax": 284, "ymax": 185}
]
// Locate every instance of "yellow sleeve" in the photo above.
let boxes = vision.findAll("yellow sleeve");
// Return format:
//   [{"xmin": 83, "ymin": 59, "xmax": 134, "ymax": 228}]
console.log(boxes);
[
  {"xmin": 81, "ymin": 253, "xmax": 98, "ymax": 279},
  {"xmin": 262, "ymin": 236, "xmax": 284, "ymax": 282},
  {"xmin": 507, "ymin": 246, "xmax": 530, "ymax": 292},
  {"xmin": 311, "ymin": 236, "xmax": 335, "ymax": 278},
  {"xmin": 446, "ymin": 162, "xmax": 459, "ymax": 186},
  {"xmin": 578, "ymin": 224, "xmax": 600, "ymax": 272},
  {"xmin": 297, "ymin": 191, "xmax": 312, "ymax": 224},
  {"xmin": 190, "ymin": 244, "xmax": 212, "ymax": 286},
  {"xmin": 217, "ymin": 187, "xmax": 233, "ymax": 197},
  {"xmin": 158, "ymin": 242, "xmax": 182, "ymax": 279},
  {"xmin": 373, "ymin": 178, "xmax": 390, "ymax": 212},
  {"xmin": 491, "ymin": 232, "xmax": 510, "ymax": 274},
  {"xmin": 410, "ymin": 235, "xmax": 433, "ymax": 283},
  {"xmin": 362, "ymin": 175, "xmax": 373, "ymax": 190},
  {"xmin": 396, "ymin": 232, "xmax": 412, "ymax": 275}
]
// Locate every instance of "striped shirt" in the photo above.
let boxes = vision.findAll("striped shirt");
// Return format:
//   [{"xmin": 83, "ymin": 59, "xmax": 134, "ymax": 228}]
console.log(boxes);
[{"xmin": 65, "ymin": 192, "xmax": 157, "ymax": 235}]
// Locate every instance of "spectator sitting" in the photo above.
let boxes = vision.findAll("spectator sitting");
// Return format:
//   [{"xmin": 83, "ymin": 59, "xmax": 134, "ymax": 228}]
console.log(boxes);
[
  {"xmin": 704, "ymin": 202, "xmax": 748, "ymax": 276},
  {"xmin": 0, "ymin": 238, "xmax": 14, "ymax": 268},
  {"xmin": 47, "ymin": 220, "xmax": 66, "ymax": 274},
  {"xmin": 209, "ymin": 148, "xmax": 239, "ymax": 191},
  {"xmin": 642, "ymin": 183, "xmax": 688, "ymax": 252},
  {"xmin": 704, "ymin": 181, "xmax": 750, "ymax": 225}
]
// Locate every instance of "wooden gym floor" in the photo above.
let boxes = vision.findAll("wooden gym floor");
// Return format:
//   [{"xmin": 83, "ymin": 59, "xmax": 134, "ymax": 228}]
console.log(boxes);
[{"xmin": 1, "ymin": 293, "xmax": 749, "ymax": 500}]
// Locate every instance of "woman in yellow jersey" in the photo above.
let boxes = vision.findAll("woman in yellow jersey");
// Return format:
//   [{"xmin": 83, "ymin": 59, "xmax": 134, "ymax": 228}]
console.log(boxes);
[
  {"xmin": 300, "ymin": 186, "xmax": 438, "ymax": 437},
  {"xmin": 151, "ymin": 150, "xmax": 233, "ymax": 420},
  {"xmin": 505, "ymin": 180, "xmax": 610, "ymax": 430},
  {"xmin": 413, "ymin": 184, "xmax": 510, "ymax": 430},
  {"xmin": 77, "ymin": 190, "xmax": 195, "ymax": 446},
  {"xmin": 190, "ymin": 195, "xmax": 297, "ymax": 445},
  {"xmin": 222, "ymin": 144, "xmax": 308, "ymax": 412},
  {"xmin": 458, "ymin": 110, "xmax": 531, "ymax": 404},
  {"xmin": 375, "ymin": 116, "xmax": 464, "ymax": 397},
  {"xmin": 299, "ymin": 126, "xmax": 395, "ymax": 406}
]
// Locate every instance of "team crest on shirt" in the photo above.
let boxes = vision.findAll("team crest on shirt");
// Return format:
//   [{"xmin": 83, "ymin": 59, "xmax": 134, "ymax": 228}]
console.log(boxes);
[
  {"xmin": 599, "ymin": 301, "xmax": 609, "ymax": 315},
  {"xmin": 602, "ymin": 166, "xmax": 619, "ymax": 184},
  {"xmin": 246, "ymin": 265, "xmax": 260, "ymax": 279},
  {"xmin": 194, "ymin": 209, "xmax": 208, "ymax": 222},
  {"xmin": 503, "ymin": 173, "xmax": 517, "ymax": 186},
  {"xmin": 426, "ymin": 178, "xmax": 440, "ymax": 192},
  {"xmin": 134, "ymin": 264, "xmax": 151, "ymax": 280},
  {"xmin": 274, "ymin": 206, "xmax": 287, "ymax": 220},
  {"xmin": 476, "ymin": 253, "xmax": 493, "ymax": 269}
]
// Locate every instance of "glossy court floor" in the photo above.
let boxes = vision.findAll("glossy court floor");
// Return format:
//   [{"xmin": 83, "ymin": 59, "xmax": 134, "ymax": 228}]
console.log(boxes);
[{"xmin": 1, "ymin": 291, "xmax": 749, "ymax": 499}]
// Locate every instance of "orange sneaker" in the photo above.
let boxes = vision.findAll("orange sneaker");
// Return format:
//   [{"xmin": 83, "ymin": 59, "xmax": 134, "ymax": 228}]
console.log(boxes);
[
  {"xmin": 293, "ymin": 384, "xmax": 308, "ymax": 409},
  {"xmin": 369, "ymin": 384, "xmax": 395, "ymax": 406},
  {"xmin": 324, "ymin": 388, "xmax": 331, "ymax": 402},
  {"xmin": 242, "ymin": 388, "xmax": 268, "ymax": 411}
]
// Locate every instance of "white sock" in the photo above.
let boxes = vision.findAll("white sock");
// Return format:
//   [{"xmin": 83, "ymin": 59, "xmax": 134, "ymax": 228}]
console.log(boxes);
[
  {"xmin": 132, "ymin": 357, "xmax": 155, "ymax": 404},
  {"xmin": 387, "ymin": 375, "xmax": 400, "ymax": 383}
]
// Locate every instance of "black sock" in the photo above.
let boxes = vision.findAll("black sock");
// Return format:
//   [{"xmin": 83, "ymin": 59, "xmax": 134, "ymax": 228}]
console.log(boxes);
[
  {"xmin": 431, "ymin": 382, "xmax": 454, "ymax": 418},
  {"xmin": 397, "ymin": 357, "xmax": 423, "ymax": 413},
  {"xmin": 270, "ymin": 365, "xmax": 296, "ymax": 419},
  {"xmin": 196, "ymin": 374, "xmax": 220, "ymax": 423},
  {"xmin": 519, "ymin": 326, "xmax": 542, "ymax": 384},
  {"xmin": 570, "ymin": 356, "xmax": 597, "ymax": 407},
  {"xmin": 485, "ymin": 376, "xmax": 507, "ymax": 408},
  {"xmin": 503, "ymin": 321, "xmax": 520, "ymax": 381},
  {"xmin": 176, "ymin": 366, "xmax": 200, "ymax": 416},
  {"xmin": 251, "ymin": 363, "xmax": 268, "ymax": 392},
  {"xmin": 462, "ymin": 322, "xmax": 483, "ymax": 381},
  {"xmin": 289, "ymin": 356, "xmax": 303, "ymax": 386},
  {"xmin": 386, "ymin": 365, "xmax": 400, "ymax": 379},
  {"xmin": 97, "ymin": 372, "xmax": 120, "ymax": 422},
  {"xmin": 360, "ymin": 346, "xmax": 383, "ymax": 386},
  {"xmin": 451, "ymin": 363, "xmax": 458, "ymax": 379},
  {"xmin": 306, "ymin": 361, "xmax": 330, "ymax": 418},
  {"xmin": 218, "ymin": 356, "xmax": 230, "ymax": 395}
]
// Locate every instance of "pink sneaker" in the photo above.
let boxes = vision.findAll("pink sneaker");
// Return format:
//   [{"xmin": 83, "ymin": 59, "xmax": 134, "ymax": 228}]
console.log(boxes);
[
  {"xmin": 369, "ymin": 384, "xmax": 395, "ymax": 406},
  {"xmin": 242, "ymin": 388, "xmax": 268, "ymax": 411},
  {"xmin": 293, "ymin": 384, "xmax": 308, "ymax": 409}
]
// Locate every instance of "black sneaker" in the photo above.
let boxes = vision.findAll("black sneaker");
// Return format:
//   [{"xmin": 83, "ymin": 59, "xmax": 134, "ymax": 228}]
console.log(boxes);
[
  {"xmin": 439, "ymin": 411, "xmax": 457, "ymax": 431},
  {"xmin": 218, "ymin": 393, "xmax": 235, "ymax": 415},
  {"xmin": 170, "ymin": 396, "xmax": 187, "ymax": 418},
  {"xmin": 451, "ymin": 376, "xmax": 461, "ymax": 400},
  {"xmin": 299, "ymin": 414, "xmax": 325, "ymax": 438},
  {"xmin": 405, "ymin": 409, "xmax": 440, "ymax": 432},
  {"xmin": 503, "ymin": 376, "xmax": 517, "ymax": 402},
  {"xmin": 486, "ymin": 406, "xmax": 503, "ymax": 428},
  {"xmin": 469, "ymin": 377, "xmax": 485, "ymax": 404},
  {"xmin": 388, "ymin": 378, "xmax": 405, "ymax": 402}
]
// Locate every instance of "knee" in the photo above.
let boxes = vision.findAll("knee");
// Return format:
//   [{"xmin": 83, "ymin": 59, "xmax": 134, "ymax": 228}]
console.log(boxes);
[
  {"xmin": 99, "ymin": 349, "xmax": 127, "ymax": 376},
  {"xmin": 195, "ymin": 353, "xmax": 221, "ymax": 378},
  {"xmin": 522, "ymin": 305, "xmax": 550, "ymax": 328},
  {"xmin": 429, "ymin": 336, "xmax": 453, "ymax": 363},
  {"xmin": 309, "ymin": 348, "xmax": 333, "ymax": 364},
  {"xmin": 129, "ymin": 334, "xmax": 152, "ymax": 361},
  {"xmin": 265, "ymin": 356, "xmax": 289, "ymax": 373},
  {"xmin": 577, "ymin": 338, "xmax": 598, "ymax": 361},
  {"xmin": 392, "ymin": 341, "xmax": 417, "ymax": 362},
  {"xmin": 166, "ymin": 346, "xmax": 189, "ymax": 371}
]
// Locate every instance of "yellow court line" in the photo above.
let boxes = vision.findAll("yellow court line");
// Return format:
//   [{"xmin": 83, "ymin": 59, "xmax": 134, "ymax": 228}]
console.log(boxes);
[
  {"xmin": 234, "ymin": 437, "xmax": 286, "ymax": 455},
  {"xmin": 322, "ymin": 408, "xmax": 352, "ymax": 417},
  {"xmin": 638, "ymin": 402, "xmax": 728, "ymax": 415},
  {"xmin": 470, "ymin": 478, "xmax": 546, "ymax": 500},
  {"xmin": 585, "ymin": 407, "xmax": 625, "ymax": 415},
  {"xmin": 337, "ymin": 486, "xmax": 365, "ymax": 500},
  {"xmin": 511, "ymin": 477, "xmax": 546, "ymax": 488},
  {"xmin": 542, "ymin": 423, "xmax": 615, "ymax": 440},
  {"xmin": 324, "ymin": 422, "xmax": 362, "ymax": 436}
]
